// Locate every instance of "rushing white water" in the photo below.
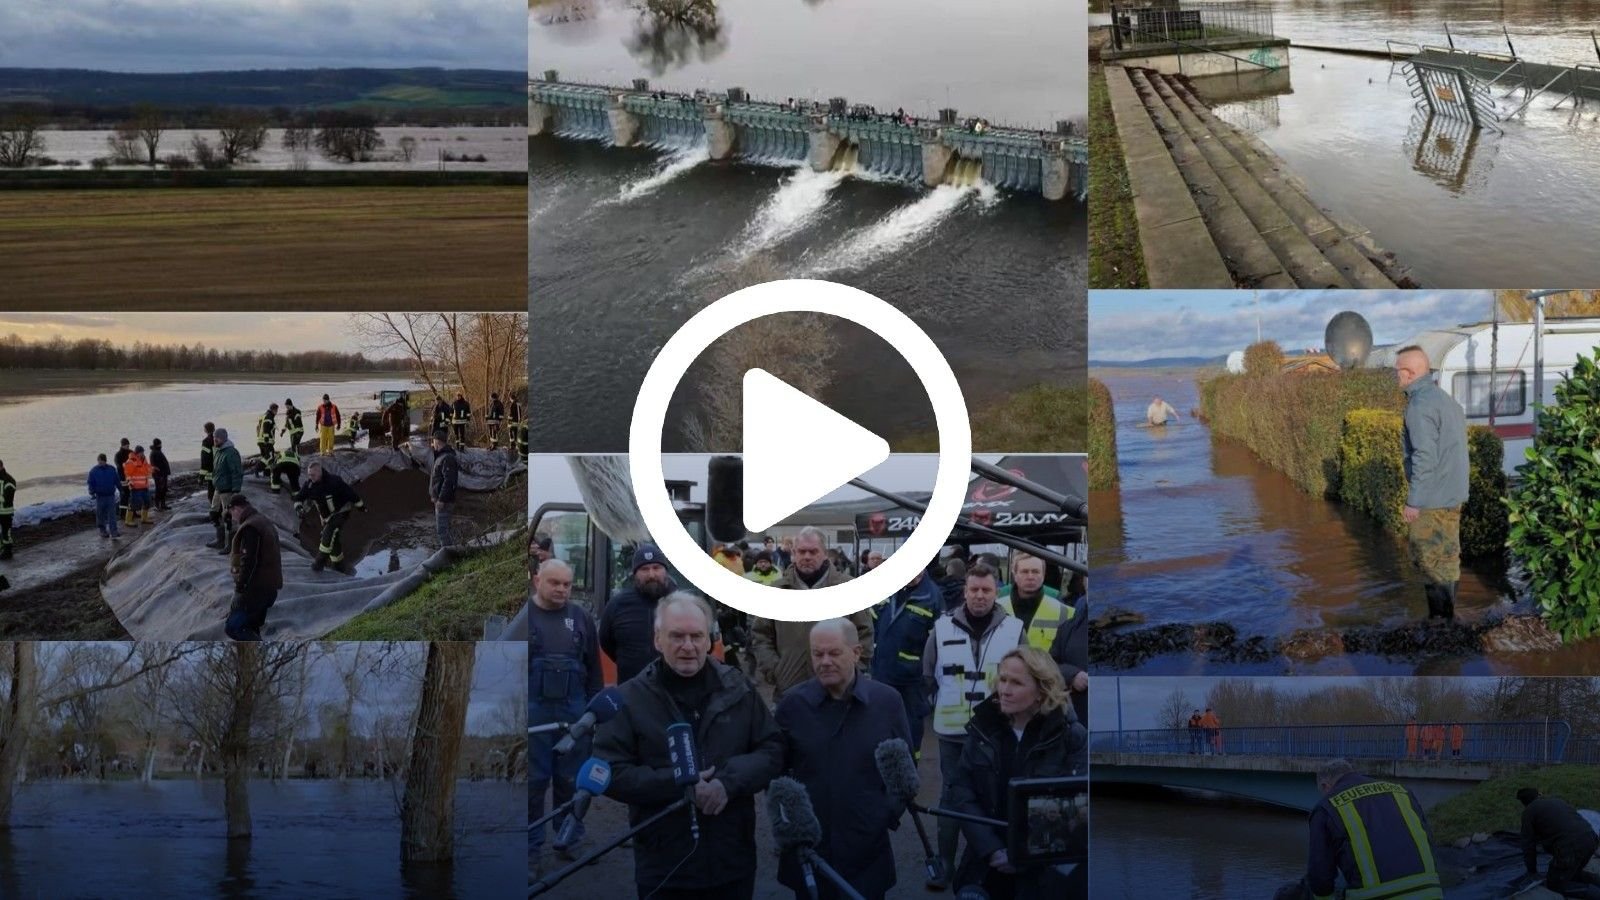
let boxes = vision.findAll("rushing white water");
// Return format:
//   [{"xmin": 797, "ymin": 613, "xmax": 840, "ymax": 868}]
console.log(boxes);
[
  {"xmin": 615, "ymin": 145, "xmax": 709, "ymax": 202},
  {"xmin": 732, "ymin": 167, "xmax": 847, "ymax": 259},
  {"xmin": 804, "ymin": 184, "xmax": 974, "ymax": 275}
]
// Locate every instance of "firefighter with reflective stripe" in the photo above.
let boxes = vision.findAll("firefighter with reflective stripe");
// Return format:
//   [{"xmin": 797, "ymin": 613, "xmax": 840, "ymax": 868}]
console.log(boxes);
[
  {"xmin": 0, "ymin": 459, "xmax": 16, "ymax": 560},
  {"xmin": 114, "ymin": 438, "xmax": 133, "ymax": 524},
  {"xmin": 868, "ymin": 567, "xmax": 942, "ymax": 760},
  {"xmin": 1304, "ymin": 758, "xmax": 1442, "ymax": 900},
  {"xmin": 514, "ymin": 417, "xmax": 530, "ymax": 456},
  {"xmin": 920, "ymin": 563, "xmax": 1025, "ymax": 890},
  {"xmin": 281, "ymin": 398, "xmax": 304, "ymax": 449},
  {"xmin": 256, "ymin": 403, "xmax": 279, "ymax": 475},
  {"xmin": 486, "ymin": 392, "xmax": 505, "ymax": 448},
  {"xmin": 451, "ymin": 392, "xmax": 471, "ymax": 445},
  {"xmin": 508, "ymin": 393, "xmax": 522, "ymax": 429},
  {"xmin": 200, "ymin": 422, "xmax": 217, "ymax": 503},
  {"xmin": 340, "ymin": 409, "xmax": 361, "ymax": 448},
  {"xmin": 270, "ymin": 444, "xmax": 302, "ymax": 495},
  {"xmin": 292, "ymin": 460, "xmax": 362, "ymax": 572},
  {"xmin": 431, "ymin": 396, "xmax": 451, "ymax": 434},
  {"xmin": 998, "ymin": 552, "xmax": 1088, "ymax": 725},
  {"xmin": 122, "ymin": 445, "xmax": 154, "ymax": 526}
]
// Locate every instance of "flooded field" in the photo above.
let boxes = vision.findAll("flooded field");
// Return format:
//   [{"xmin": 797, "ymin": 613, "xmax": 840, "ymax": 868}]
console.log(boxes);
[{"xmin": 29, "ymin": 127, "xmax": 526, "ymax": 171}]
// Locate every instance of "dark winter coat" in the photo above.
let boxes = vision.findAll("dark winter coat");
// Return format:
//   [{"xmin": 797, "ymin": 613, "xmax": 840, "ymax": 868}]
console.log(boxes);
[
  {"xmin": 774, "ymin": 674, "xmax": 913, "ymax": 899},
  {"xmin": 598, "ymin": 579, "xmax": 677, "ymax": 685},
  {"xmin": 592, "ymin": 658, "xmax": 784, "ymax": 891},
  {"xmin": 947, "ymin": 697, "xmax": 1087, "ymax": 900},
  {"xmin": 429, "ymin": 444, "xmax": 459, "ymax": 504}
]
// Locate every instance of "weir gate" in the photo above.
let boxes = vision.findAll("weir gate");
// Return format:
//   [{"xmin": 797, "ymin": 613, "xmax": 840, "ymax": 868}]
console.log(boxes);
[{"xmin": 529, "ymin": 72, "xmax": 1087, "ymax": 201}]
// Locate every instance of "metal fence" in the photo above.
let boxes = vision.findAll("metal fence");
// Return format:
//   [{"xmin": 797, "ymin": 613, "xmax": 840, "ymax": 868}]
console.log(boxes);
[
  {"xmin": 1109, "ymin": 1, "xmax": 1276, "ymax": 49},
  {"xmin": 1091, "ymin": 721, "xmax": 1573, "ymax": 764}
]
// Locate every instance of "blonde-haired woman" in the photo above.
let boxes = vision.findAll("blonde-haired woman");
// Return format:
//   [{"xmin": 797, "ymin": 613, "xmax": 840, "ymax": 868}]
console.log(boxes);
[{"xmin": 946, "ymin": 645, "xmax": 1087, "ymax": 900}]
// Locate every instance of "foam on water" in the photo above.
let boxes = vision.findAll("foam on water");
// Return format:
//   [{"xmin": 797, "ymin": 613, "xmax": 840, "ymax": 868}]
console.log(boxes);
[
  {"xmin": 614, "ymin": 145, "xmax": 709, "ymax": 202},
  {"xmin": 731, "ymin": 166, "xmax": 847, "ymax": 259},
  {"xmin": 804, "ymin": 184, "xmax": 974, "ymax": 275}
]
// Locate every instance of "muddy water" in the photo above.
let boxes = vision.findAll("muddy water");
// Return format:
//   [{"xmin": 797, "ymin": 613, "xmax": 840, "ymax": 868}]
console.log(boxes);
[
  {"xmin": 0, "ymin": 377, "xmax": 419, "ymax": 509},
  {"xmin": 1087, "ymin": 370, "xmax": 1547, "ymax": 674},
  {"xmin": 1093, "ymin": 793, "xmax": 1306, "ymax": 899},
  {"xmin": 1195, "ymin": 48, "xmax": 1600, "ymax": 288},
  {"xmin": 1265, "ymin": 0, "xmax": 1600, "ymax": 68}
]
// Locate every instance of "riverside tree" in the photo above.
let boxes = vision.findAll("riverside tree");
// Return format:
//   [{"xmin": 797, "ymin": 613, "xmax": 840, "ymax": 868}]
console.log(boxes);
[
  {"xmin": 315, "ymin": 112, "xmax": 385, "ymax": 163},
  {"xmin": 0, "ymin": 112, "xmax": 46, "ymax": 168},
  {"xmin": 400, "ymin": 641, "xmax": 475, "ymax": 862}
]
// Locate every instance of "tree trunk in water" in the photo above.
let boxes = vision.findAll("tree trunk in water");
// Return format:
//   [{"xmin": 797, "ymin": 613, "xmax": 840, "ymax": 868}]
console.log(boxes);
[
  {"xmin": 0, "ymin": 644, "xmax": 40, "ymax": 830},
  {"xmin": 400, "ymin": 642, "xmax": 474, "ymax": 863},
  {"xmin": 222, "ymin": 644, "xmax": 260, "ymax": 839},
  {"xmin": 142, "ymin": 744, "xmax": 156, "ymax": 784}
]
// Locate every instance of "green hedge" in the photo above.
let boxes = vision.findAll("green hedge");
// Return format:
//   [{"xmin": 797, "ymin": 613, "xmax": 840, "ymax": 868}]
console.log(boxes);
[
  {"xmin": 1337, "ymin": 409, "xmax": 1509, "ymax": 559},
  {"xmin": 1199, "ymin": 369, "xmax": 1402, "ymax": 498},
  {"xmin": 1089, "ymin": 378, "xmax": 1119, "ymax": 490}
]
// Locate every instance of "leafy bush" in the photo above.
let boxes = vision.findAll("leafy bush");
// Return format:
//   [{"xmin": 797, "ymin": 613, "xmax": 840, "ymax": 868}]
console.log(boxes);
[
  {"xmin": 1506, "ymin": 352, "xmax": 1600, "ymax": 639},
  {"xmin": 1243, "ymin": 340, "xmax": 1286, "ymax": 378},
  {"xmin": 1338, "ymin": 410, "xmax": 1507, "ymax": 558},
  {"xmin": 1089, "ymin": 378, "xmax": 1119, "ymax": 490},
  {"xmin": 89, "ymin": 156, "xmax": 110, "ymax": 170}
]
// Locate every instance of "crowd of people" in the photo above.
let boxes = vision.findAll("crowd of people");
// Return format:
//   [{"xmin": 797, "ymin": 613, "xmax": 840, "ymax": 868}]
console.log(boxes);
[{"xmin": 527, "ymin": 525, "xmax": 1088, "ymax": 899}]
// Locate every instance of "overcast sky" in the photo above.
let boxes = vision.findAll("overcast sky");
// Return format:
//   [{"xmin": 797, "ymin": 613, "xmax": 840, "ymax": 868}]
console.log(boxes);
[
  {"xmin": 1089, "ymin": 676, "xmax": 1501, "ymax": 731},
  {"xmin": 1089, "ymin": 290, "xmax": 1496, "ymax": 363},
  {"xmin": 0, "ymin": 313, "xmax": 379, "ymax": 355},
  {"xmin": 0, "ymin": 0, "xmax": 524, "ymax": 71}
]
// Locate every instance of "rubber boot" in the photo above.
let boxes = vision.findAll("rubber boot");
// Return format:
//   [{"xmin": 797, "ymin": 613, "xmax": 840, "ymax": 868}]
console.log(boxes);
[
  {"xmin": 1424, "ymin": 583, "xmax": 1450, "ymax": 620},
  {"xmin": 217, "ymin": 521, "xmax": 234, "ymax": 555},
  {"xmin": 1441, "ymin": 581, "xmax": 1457, "ymax": 620},
  {"xmin": 124, "ymin": 508, "xmax": 138, "ymax": 528},
  {"xmin": 311, "ymin": 554, "xmax": 327, "ymax": 573},
  {"xmin": 0, "ymin": 544, "xmax": 12, "ymax": 561},
  {"xmin": 206, "ymin": 514, "xmax": 226, "ymax": 549},
  {"xmin": 142, "ymin": 509, "xmax": 152, "ymax": 525}
]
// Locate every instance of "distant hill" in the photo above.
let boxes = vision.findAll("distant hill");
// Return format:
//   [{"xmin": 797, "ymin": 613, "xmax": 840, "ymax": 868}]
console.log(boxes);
[
  {"xmin": 0, "ymin": 67, "xmax": 525, "ymax": 110},
  {"xmin": 1090, "ymin": 356, "xmax": 1227, "ymax": 368}
]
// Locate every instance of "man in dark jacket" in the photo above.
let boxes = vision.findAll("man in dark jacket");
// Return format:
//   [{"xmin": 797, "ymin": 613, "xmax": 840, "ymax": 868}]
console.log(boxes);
[
  {"xmin": 593, "ymin": 592, "xmax": 784, "ymax": 900},
  {"xmin": 225, "ymin": 495, "xmax": 283, "ymax": 641},
  {"xmin": 148, "ymin": 438, "xmax": 172, "ymax": 511},
  {"xmin": 200, "ymin": 422, "xmax": 217, "ymax": 503},
  {"xmin": 282, "ymin": 398, "xmax": 305, "ymax": 449},
  {"xmin": 1518, "ymin": 787, "xmax": 1600, "ymax": 897},
  {"xmin": 599, "ymin": 544, "xmax": 677, "ymax": 685},
  {"xmin": 1052, "ymin": 595, "xmax": 1089, "ymax": 728},
  {"xmin": 776, "ymin": 619, "xmax": 914, "ymax": 900},
  {"xmin": 938, "ymin": 556, "xmax": 968, "ymax": 613},
  {"xmin": 528, "ymin": 558, "xmax": 602, "ymax": 862},
  {"xmin": 293, "ymin": 460, "xmax": 362, "ymax": 573},
  {"xmin": 87, "ymin": 453, "xmax": 122, "ymax": 540},
  {"xmin": 208, "ymin": 429, "xmax": 245, "ymax": 554},
  {"xmin": 114, "ymin": 437, "xmax": 133, "ymax": 524},
  {"xmin": 1304, "ymin": 759, "xmax": 1441, "ymax": 900},
  {"xmin": 869, "ymin": 568, "xmax": 942, "ymax": 760},
  {"xmin": 752, "ymin": 526, "xmax": 874, "ymax": 702},
  {"xmin": 428, "ymin": 429, "xmax": 458, "ymax": 549}
]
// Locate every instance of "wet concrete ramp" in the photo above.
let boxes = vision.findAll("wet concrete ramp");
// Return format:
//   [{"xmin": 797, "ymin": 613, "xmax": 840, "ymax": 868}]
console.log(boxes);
[{"xmin": 99, "ymin": 446, "xmax": 523, "ymax": 640}]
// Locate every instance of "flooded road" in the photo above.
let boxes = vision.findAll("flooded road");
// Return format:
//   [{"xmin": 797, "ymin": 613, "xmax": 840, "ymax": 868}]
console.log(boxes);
[
  {"xmin": 1197, "ymin": 48, "xmax": 1600, "ymax": 288},
  {"xmin": 529, "ymin": 0, "xmax": 1086, "ymax": 452},
  {"xmin": 1085, "ymin": 370, "xmax": 1563, "ymax": 675},
  {"xmin": 33, "ymin": 127, "xmax": 526, "ymax": 171},
  {"xmin": 0, "ymin": 376, "xmax": 418, "ymax": 509},
  {"xmin": 1093, "ymin": 793, "xmax": 1305, "ymax": 900},
  {"xmin": 1, "ymin": 779, "xmax": 524, "ymax": 899}
]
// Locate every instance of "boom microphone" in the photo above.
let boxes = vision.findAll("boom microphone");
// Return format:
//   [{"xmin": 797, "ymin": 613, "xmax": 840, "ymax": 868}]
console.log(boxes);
[
  {"xmin": 553, "ymin": 687, "xmax": 625, "ymax": 755},
  {"xmin": 555, "ymin": 758, "xmax": 612, "ymax": 846},
  {"xmin": 767, "ymin": 777, "xmax": 867, "ymax": 900},
  {"xmin": 874, "ymin": 738, "xmax": 946, "ymax": 886},
  {"xmin": 667, "ymin": 722, "xmax": 702, "ymax": 843}
]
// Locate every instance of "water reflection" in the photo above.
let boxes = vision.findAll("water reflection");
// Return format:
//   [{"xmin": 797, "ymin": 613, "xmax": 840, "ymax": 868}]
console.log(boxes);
[
  {"xmin": 219, "ymin": 837, "xmax": 257, "ymax": 899},
  {"xmin": 626, "ymin": 0, "xmax": 729, "ymax": 74},
  {"xmin": 1404, "ymin": 111, "xmax": 1499, "ymax": 195}
]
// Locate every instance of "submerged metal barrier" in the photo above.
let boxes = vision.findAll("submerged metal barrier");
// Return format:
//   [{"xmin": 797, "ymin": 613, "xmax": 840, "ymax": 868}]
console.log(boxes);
[{"xmin": 1405, "ymin": 60, "xmax": 1504, "ymax": 131}]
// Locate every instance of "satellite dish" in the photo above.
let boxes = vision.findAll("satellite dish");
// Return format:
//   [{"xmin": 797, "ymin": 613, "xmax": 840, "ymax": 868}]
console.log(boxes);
[{"xmin": 1325, "ymin": 311, "xmax": 1374, "ymax": 370}]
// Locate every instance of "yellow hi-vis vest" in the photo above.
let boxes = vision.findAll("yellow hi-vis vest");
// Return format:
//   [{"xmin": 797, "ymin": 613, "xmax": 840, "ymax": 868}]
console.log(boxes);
[
  {"xmin": 932, "ymin": 613, "xmax": 1024, "ymax": 737},
  {"xmin": 997, "ymin": 591, "xmax": 1074, "ymax": 652}
]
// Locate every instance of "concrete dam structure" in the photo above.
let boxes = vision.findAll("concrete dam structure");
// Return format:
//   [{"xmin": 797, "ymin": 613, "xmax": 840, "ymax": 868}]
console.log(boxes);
[{"xmin": 529, "ymin": 72, "xmax": 1087, "ymax": 201}]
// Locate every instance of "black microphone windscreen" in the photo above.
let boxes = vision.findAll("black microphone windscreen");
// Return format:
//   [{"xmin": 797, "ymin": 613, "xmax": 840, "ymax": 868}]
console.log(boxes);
[
  {"xmin": 705, "ymin": 455, "xmax": 746, "ymax": 543},
  {"xmin": 874, "ymin": 738, "xmax": 920, "ymax": 805},
  {"xmin": 767, "ymin": 777, "xmax": 823, "ymax": 853},
  {"xmin": 667, "ymin": 722, "xmax": 700, "ymax": 787}
]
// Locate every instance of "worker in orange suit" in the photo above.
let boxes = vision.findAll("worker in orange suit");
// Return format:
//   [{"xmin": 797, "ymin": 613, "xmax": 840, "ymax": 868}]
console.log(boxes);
[
  {"xmin": 1450, "ymin": 723, "xmax": 1465, "ymax": 759},
  {"xmin": 1405, "ymin": 716, "xmax": 1419, "ymax": 759}
]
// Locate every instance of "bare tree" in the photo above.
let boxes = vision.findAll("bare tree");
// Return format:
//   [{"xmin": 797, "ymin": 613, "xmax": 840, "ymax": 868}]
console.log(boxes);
[
  {"xmin": 107, "ymin": 128, "xmax": 144, "ymax": 165},
  {"xmin": 0, "ymin": 113, "xmax": 46, "ymax": 168},
  {"xmin": 401, "ymin": 642, "xmax": 475, "ymax": 862},
  {"xmin": 315, "ymin": 113, "xmax": 385, "ymax": 163},
  {"xmin": 0, "ymin": 644, "xmax": 40, "ymax": 828},
  {"xmin": 1157, "ymin": 688, "xmax": 1191, "ymax": 732},
  {"xmin": 349, "ymin": 313, "xmax": 529, "ymax": 436},
  {"xmin": 217, "ymin": 111, "xmax": 269, "ymax": 166},
  {"xmin": 398, "ymin": 135, "xmax": 418, "ymax": 163},
  {"xmin": 135, "ymin": 104, "xmax": 165, "ymax": 165}
]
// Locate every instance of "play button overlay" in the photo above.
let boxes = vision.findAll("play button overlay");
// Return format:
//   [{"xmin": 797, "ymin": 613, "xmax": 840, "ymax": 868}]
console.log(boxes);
[
  {"xmin": 741, "ymin": 367, "xmax": 891, "ymax": 533},
  {"xmin": 629, "ymin": 278, "xmax": 971, "ymax": 622}
]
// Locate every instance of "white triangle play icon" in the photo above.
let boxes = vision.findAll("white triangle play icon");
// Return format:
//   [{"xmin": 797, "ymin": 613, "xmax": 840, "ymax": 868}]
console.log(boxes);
[{"xmin": 742, "ymin": 368, "xmax": 890, "ymax": 533}]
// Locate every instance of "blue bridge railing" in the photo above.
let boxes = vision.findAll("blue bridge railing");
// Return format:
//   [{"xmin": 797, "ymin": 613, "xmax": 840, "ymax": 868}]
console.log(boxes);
[{"xmin": 1090, "ymin": 721, "xmax": 1574, "ymax": 764}]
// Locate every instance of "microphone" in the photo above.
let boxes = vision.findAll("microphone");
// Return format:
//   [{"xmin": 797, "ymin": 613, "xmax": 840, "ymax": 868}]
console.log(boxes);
[
  {"xmin": 667, "ymin": 721, "xmax": 701, "ymax": 843},
  {"xmin": 767, "ymin": 777, "xmax": 866, "ymax": 900},
  {"xmin": 874, "ymin": 738, "xmax": 945, "ymax": 886},
  {"xmin": 555, "ymin": 757, "xmax": 611, "ymax": 846},
  {"xmin": 553, "ymin": 687, "xmax": 625, "ymax": 755}
]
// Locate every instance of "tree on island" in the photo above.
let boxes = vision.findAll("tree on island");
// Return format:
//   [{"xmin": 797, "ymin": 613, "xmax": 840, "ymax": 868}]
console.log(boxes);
[{"xmin": 315, "ymin": 111, "xmax": 385, "ymax": 163}]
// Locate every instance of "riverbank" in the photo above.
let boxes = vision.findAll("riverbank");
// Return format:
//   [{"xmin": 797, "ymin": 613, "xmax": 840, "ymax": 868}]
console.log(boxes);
[
  {"xmin": 1088, "ymin": 63, "xmax": 1147, "ymax": 289},
  {"xmin": 1430, "ymin": 765, "xmax": 1600, "ymax": 844},
  {"xmin": 327, "ymin": 529, "xmax": 527, "ymax": 640},
  {"xmin": 0, "ymin": 185, "xmax": 525, "ymax": 307},
  {"xmin": 897, "ymin": 383, "xmax": 1087, "ymax": 452},
  {"xmin": 0, "ymin": 369, "xmax": 411, "ymax": 403}
]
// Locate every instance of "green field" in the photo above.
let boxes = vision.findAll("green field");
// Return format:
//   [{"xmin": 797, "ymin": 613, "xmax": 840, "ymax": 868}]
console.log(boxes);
[
  {"xmin": 1428, "ymin": 765, "xmax": 1600, "ymax": 843},
  {"xmin": 327, "ymin": 534, "xmax": 527, "ymax": 641}
]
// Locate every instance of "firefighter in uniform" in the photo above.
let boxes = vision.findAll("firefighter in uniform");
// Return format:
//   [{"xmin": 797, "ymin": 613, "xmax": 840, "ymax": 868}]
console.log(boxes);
[
  {"xmin": 282, "ymin": 398, "xmax": 305, "ymax": 450},
  {"xmin": 114, "ymin": 437, "xmax": 133, "ymax": 524},
  {"xmin": 869, "ymin": 566, "xmax": 942, "ymax": 760},
  {"xmin": 200, "ymin": 422, "xmax": 217, "ymax": 503},
  {"xmin": 293, "ymin": 460, "xmax": 363, "ymax": 572},
  {"xmin": 270, "ymin": 444, "xmax": 302, "ymax": 495},
  {"xmin": 487, "ymin": 391, "xmax": 505, "ymax": 449},
  {"xmin": 920, "ymin": 563, "xmax": 1025, "ymax": 889},
  {"xmin": 451, "ymin": 392, "xmax": 471, "ymax": 446},
  {"xmin": 256, "ymin": 403, "xmax": 278, "ymax": 476},
  {"xmin": 341, "ymin": 409, "xmax": 361, "ymax": 449},
  {"xmin": 1299, "ymin": 759, "xmax": 1442, "ymax": 900},
  {"xmin": 0, "ymin": 459, "xmax": 16, "ymax": 560},
  {"xmin": 432, "ymin": 395, "xmax": 451, "ymax": 434}
]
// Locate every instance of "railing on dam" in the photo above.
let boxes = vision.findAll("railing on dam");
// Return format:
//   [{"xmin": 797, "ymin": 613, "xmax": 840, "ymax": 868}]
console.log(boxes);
[{"xmin": 1091, "ymin": 721, "xmax": 1574, "ymax": 764}]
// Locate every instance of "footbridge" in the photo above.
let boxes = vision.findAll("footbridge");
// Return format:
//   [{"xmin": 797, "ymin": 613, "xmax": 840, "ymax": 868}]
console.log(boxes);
[
  {"xmin": 1091, "ymin": 721, "xmax": 1574, "ymax": 812},
  {"xmin": 528, "ymin": 71, "xmax": 1087, "ymax": 200}
]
